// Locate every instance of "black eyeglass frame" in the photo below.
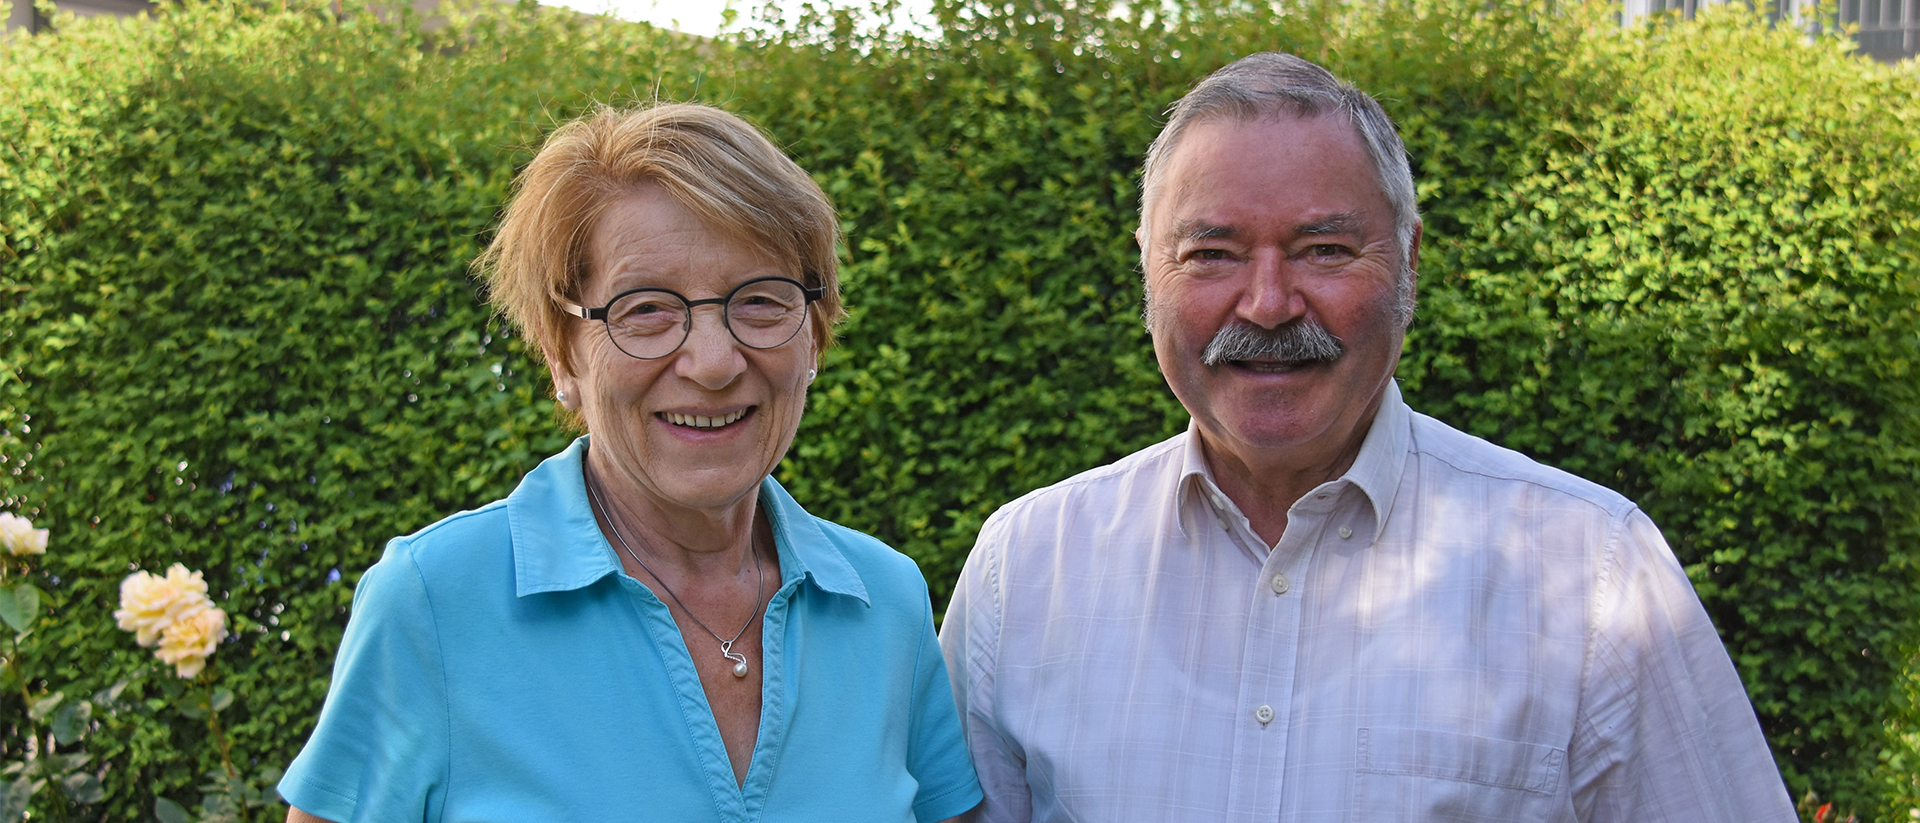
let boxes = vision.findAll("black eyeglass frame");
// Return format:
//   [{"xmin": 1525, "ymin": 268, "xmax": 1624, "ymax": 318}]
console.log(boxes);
[{"xmin": 561, "ymin": 275, "xmax": 827, "ymax": 360}]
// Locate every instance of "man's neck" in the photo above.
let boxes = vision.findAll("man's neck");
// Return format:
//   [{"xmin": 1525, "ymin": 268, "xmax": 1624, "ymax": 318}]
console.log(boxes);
[{"xmin": 1198, "ymin": 417, "xmax": 1377, "ymax": 549}]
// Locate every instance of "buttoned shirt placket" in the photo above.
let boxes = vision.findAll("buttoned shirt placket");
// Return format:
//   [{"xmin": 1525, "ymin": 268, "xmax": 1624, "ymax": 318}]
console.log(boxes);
[{"xmin": 1201, "ymin": 474, "xmax": 1362, "ymax": 820}]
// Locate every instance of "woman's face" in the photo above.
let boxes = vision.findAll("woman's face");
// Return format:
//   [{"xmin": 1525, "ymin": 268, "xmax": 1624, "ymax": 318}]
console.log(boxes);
[{"xmin": 548, "ymin": 184, "xmax": 815, "ymax": 517}]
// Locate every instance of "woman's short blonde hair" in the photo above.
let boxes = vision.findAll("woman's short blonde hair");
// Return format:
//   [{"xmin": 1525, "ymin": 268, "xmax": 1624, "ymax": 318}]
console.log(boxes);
[{"xmin": 476, "ymin": 103, "xmax": 845, "ymax": 379}]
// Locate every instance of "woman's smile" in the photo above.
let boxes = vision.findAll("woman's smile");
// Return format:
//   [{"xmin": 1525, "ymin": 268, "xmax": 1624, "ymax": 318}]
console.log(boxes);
[{"xmin": 659, "ymin": 407, "xmax": 753, "ymax": 430}]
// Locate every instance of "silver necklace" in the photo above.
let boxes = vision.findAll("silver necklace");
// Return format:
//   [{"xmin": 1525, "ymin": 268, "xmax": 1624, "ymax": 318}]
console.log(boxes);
[{"xmin": 585, "ymin": 468, "xmax": 765, "ymax": 678}]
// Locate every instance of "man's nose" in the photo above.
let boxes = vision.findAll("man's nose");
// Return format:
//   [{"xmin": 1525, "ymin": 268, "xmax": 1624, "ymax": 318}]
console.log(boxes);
[{"xmin": 1238, "ymin": 252, "xmax": 1308, "ymax": 329}]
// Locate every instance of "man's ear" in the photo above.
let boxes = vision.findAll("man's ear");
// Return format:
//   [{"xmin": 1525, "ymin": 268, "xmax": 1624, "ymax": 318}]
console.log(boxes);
[{"xmin": 1406, "ymin": 220, "xmax": 1424, "ymax": 285}]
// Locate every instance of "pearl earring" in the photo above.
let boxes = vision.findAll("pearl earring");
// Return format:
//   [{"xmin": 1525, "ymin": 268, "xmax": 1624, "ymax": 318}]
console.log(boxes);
[
  {"xmin": 556, "ymin": 390, "xmax": 569, "ymax": 403},
  {"xmin": 807, "ymin": 369, "xmax": 817, "ymax": 383}
]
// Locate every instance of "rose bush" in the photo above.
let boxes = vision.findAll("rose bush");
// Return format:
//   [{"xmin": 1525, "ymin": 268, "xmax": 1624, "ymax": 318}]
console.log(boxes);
[
  {"xmin": 0, "ymin": 512, "xmax": 47, "ymax": 557},
  {"xmin": 155, "ymin": 609, "xmax": 228, "ymax": 680},
  {"xmin": 113, "ymin": 564, "xmax": 215, "ymax": 651}
]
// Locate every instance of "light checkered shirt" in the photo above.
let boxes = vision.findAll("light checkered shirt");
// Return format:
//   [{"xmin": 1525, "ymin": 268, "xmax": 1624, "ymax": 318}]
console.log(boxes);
[{"xmin": 939, "ymin": 382, "xmax": 1795, "ymax": 823}]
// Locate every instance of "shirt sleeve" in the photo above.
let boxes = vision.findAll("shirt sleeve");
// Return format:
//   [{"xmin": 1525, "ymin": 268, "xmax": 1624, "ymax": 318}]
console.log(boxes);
[
  {"xmin": 908, "ymin": 576, "xmax": 986, "ymax": 822},
  {"xmin": 278, "ymin": 540, "xmax": 450, "ymax": 823},
  {"xmin": 1567, "ymin": 508, "xmax": 1797, "ymax": 822},
  {"xmin": 938, "ymin": 516, "xmax": 1032, "ymax": 823}
]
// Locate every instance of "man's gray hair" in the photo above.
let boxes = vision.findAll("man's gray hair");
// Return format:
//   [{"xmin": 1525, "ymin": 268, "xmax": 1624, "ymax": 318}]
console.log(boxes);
[{"xmin": 1138, "ymin": 52, "xmax": 1420, "ymax": 326}]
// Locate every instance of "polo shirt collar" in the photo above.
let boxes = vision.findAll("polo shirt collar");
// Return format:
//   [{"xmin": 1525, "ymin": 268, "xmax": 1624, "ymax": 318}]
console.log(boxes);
[
  {"xmin": 757, "ymin": 472, "xmax": 870, "ymax": 605},
  {"xmin": 1173, "ymin": 380, "xmax": 1411, "ymax": 538},
  {"xmin": 510, "ymin": 437, "xmax": 617, "ymax": 597},
  {"xmin": 509, "ymin": 435, "xmax": 869, "ymax": 606}
]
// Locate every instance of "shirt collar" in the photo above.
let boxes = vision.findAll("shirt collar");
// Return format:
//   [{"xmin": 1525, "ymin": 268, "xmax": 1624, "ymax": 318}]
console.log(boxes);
[
  {"xmin": 757, "ymin": 472, "xmax": 870, "ymax": 605},
  {"xmin": 1173, "ymin": 380, "xmax": 1411, "ymax": 538},
  {"xmin": 509, "ymin": 435, "xmax": 870, "ymax": 605}
]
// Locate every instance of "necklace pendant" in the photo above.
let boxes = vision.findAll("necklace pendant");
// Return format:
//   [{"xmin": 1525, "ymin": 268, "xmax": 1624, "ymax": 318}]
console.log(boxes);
[{"xmin": 721, "ymin": 640, "xmax": 749, "ymax": 678}]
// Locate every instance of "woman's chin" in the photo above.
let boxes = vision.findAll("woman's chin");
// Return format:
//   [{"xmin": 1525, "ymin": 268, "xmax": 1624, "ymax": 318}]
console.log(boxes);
[{"xmin": 619, "ymin": 427, "xmax": 787, "ymax": 514}]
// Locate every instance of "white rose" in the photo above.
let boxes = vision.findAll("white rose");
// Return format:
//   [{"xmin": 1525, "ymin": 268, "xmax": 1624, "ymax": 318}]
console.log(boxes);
[
  {"xmin": 114, "ymin": 564, "xmax": 212, "ymax": 647},
  {"xmin": 156, "ymin": 607, "xmax": 227, "ymax": 679},
  {"xmin": 0, "ymin": 513, "xmax": 47, "ymax": 557}
]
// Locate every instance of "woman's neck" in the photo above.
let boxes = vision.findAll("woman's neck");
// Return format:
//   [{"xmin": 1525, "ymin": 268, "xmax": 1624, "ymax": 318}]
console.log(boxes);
[{"xmin": 582, "ymin": 448, "xmax": 763, "ymax": 579}]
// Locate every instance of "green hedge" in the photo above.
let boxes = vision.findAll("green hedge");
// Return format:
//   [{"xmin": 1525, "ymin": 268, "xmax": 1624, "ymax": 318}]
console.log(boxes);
[{"xmin": 1, "ymin": 0, "xmax": 1916, "ymax": 818}]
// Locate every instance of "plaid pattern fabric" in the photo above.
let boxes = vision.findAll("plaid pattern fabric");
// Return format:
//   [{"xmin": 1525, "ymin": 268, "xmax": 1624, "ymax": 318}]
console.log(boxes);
[{"xmin": 940, "ymin": 383, "xmax": 1794, "ymax": 823}]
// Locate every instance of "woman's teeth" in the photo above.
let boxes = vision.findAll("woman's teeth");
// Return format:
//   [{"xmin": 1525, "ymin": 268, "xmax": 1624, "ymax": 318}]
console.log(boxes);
[{"xmin": 663, "ymin": 409, "xmax": 747, "ymax": 429}]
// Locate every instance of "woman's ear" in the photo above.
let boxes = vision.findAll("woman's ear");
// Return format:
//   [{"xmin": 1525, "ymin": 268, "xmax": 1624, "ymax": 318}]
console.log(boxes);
[{"xmin": 543, "ymin": 345, "xmax": 579, "ymax": 410}]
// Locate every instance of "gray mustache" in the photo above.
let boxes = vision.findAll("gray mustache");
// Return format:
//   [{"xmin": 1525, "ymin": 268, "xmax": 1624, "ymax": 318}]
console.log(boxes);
[{"xmin": 1201, "ymin": 320, "xmax": 1344, "ymax": 366}]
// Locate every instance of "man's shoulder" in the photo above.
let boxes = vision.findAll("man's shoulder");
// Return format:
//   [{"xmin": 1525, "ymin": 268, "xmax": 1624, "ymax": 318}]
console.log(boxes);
[
  {"xmin": 1406, "ymin": 409, "xmax": 1636, "ymax": 518},
  {"xmin": 989, "ymin": 432, "xmax": 1187, "ymax": 524}
]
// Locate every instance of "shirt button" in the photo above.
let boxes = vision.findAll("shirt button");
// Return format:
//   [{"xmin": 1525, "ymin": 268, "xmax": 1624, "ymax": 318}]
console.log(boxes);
[
  {"xmin": 1338, "ymin": 525, "xmax": 1353, "ymax": 539},
  {"xmin": 1256, "ymin": 705, "xmax": 1275, "ymax": 725},
  {"xmin": 1270, "ymin": 574, "xmax": 1290, "ymax": 594}
]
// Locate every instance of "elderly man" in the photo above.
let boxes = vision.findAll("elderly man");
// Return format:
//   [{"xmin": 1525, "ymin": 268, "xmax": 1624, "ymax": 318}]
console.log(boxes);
[{"xmin": 938, "ymin": 52, "xmax": 1796, "ymax": 822}]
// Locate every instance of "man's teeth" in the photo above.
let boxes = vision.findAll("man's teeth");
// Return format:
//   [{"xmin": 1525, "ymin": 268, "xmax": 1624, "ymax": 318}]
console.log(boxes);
[{"xmin": 664, "ymin": 409, "xmax": 747, "ymax": 429}]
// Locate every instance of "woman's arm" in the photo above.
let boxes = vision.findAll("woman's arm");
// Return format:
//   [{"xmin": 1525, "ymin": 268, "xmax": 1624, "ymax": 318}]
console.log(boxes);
[{"xmin": 286, "ymin": 808, "xmax": 336, "ymax": 823}]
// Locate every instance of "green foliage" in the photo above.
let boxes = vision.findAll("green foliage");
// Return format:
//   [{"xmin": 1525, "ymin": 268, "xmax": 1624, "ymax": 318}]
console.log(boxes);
[{"xmin": 1, "ymin": 0, "xmax": 1916, "ymax": 818}]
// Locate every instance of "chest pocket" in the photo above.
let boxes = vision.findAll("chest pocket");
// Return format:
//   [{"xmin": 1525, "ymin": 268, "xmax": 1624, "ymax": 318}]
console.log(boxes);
[{"xmin": 1355, "ymin": 727, "xmax": 1569, "ymax": 822}]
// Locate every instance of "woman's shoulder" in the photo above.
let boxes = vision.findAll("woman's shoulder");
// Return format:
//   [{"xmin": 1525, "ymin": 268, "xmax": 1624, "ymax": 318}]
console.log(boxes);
[
  {"xmin": 356, "ymin": 497, "xmax": 517, "ymax": 605},
  {"xmin": 388, "ymin": 497, "xmax": 513, "ymax": 560}
]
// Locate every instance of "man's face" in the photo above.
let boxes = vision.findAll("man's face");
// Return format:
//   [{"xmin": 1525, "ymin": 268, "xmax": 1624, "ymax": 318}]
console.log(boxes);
[{"xmin": 1142, "ymin": 114, "xmax": 1418, "ymax": 479}]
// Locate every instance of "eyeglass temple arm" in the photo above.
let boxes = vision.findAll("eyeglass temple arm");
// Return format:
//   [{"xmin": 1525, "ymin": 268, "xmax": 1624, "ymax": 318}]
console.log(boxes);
[{"xmin": 560, "ymin": 302, "xmax": 603, "ymax": 320}]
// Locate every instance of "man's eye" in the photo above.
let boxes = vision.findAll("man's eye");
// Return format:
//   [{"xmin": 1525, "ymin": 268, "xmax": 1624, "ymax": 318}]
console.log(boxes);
[
  {"xmin": 1308, "ymin": 244, "xmax": 1352, "ymax": 259},
  {"xmin": 1191, "ymin": 249, "xmax": 1231, "ymax": 261}
]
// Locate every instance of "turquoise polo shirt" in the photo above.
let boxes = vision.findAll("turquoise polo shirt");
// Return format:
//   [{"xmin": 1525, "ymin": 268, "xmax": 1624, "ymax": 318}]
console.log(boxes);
[{"xmin": 279, "ymin": 436, "xmax": 981, "ymax": 822}]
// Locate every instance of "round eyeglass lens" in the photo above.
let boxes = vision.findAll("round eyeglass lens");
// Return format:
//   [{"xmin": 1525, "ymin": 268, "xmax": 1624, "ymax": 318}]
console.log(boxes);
[
  {"xmin": 725, "ymin": 278, "xmax": 809, "ymax": 350},
  {"xmin": 604, "ymin": 291, "xmax": 692, "ymax": 359}
]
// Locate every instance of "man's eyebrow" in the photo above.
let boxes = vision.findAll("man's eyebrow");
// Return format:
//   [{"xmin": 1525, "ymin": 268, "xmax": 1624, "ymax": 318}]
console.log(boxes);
[
  {"xmin": 1167, "ymin": 220, "xmax": 1236, "ymax": 243},
  {"xmin": 1298, "ymin": 212, "xmax": 1366, "ymax": 236}
]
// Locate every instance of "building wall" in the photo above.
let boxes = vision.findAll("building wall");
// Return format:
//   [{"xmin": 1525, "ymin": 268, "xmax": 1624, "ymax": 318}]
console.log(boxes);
[
  {"xmin": 1621, "ymin": 0, "xmax": 1916, "ymax": 61},
  {"xmin": 8, "ymin": 0, "xmax": 151, "ymax": 32},
  {"xmin": 1842, "ymin": 0, "xmax": 1920, "ymax": 62},
  {"xmin": 6, "ymin": 0, "xmax": 458, "ymax": 33}
]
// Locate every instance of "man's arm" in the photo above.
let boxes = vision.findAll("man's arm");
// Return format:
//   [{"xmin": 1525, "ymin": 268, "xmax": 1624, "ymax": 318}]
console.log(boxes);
[
  {"xmin": 939, "ymin": 522, "xmax": 1033, "ymax": 823},
  {"xmin": 1567, "ymin": 509, "xmax": 1796, "ymax": 821}
]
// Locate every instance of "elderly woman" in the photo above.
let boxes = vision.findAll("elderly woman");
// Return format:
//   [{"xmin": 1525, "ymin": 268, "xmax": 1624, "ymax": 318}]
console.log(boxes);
[{"xmin": 278, "ymin": 103, "xmax": 982, "ymax": 822}]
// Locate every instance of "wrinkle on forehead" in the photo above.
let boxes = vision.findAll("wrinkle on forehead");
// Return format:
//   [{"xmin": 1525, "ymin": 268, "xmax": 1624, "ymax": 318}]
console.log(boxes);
[{"xmin": 1142, "ymin": 112, "xmax": 1381, "ymax": 247}]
